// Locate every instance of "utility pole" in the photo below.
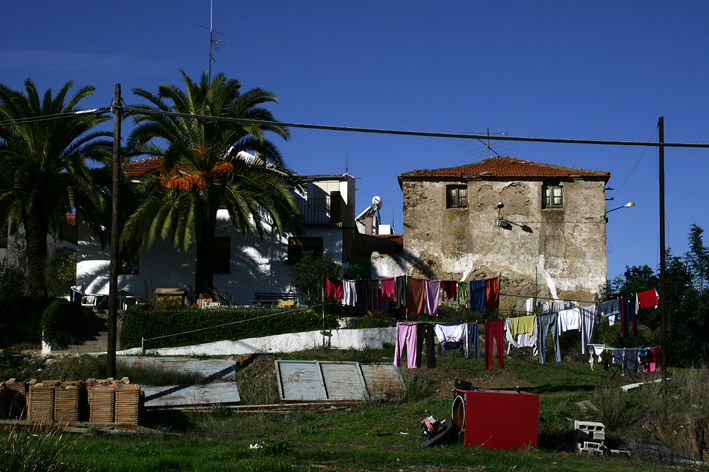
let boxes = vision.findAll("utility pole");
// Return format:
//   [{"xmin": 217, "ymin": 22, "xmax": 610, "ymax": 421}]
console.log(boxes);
[
  {"xmin": 107, "ymin": 84, "xmax": 122, "ymax": 378},
  {"xmin": 658, "ymin": 116, "xmax": 666, "ymax": 390}
]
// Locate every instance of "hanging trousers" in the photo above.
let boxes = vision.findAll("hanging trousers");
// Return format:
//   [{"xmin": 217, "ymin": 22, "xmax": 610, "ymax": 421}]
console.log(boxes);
[
  {"xmin": 466, "ymin": 322, "xmax": 481, "ymax": 360},
  {"xmin": 394, "ymin": 322, "xmax": 418, "ymax": 368},
  {"xmin": 537, "ymin": 313, "xmax": 561, "ymax": 365},
  {"xmin": 484, "ymin": 320, "xmax": 504, "ymax": 369},
  {"xmin": 416, "ymin": 322, "xmax": 436, "ymax": 368}
]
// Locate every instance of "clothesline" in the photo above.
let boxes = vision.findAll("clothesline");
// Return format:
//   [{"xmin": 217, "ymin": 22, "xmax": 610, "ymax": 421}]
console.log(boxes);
[{"xmin": 498, "ymin": 291, "xmax": 597, "ymax": 305}]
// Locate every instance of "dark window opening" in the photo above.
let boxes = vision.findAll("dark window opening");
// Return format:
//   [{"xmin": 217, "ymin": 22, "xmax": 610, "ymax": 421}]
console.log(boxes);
[
  {"xmin": 287, "ymin": 237, "xmax": 324, "ymax": 264},
  {"xmin": 446, "ymin": 185, "xmax": 468, "ymax": 209}
]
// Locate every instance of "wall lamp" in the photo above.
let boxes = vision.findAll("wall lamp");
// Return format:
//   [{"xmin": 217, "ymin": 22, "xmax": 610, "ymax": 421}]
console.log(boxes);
[{"xmin": 605, "ymin": 201, "xmax": 635, "ymax": 215}]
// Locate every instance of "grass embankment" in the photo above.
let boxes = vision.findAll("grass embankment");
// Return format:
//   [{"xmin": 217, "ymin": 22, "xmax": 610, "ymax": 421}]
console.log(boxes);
[{"xmin": 1, "ymin": 348, "xmax": 706, "ymax": 472}]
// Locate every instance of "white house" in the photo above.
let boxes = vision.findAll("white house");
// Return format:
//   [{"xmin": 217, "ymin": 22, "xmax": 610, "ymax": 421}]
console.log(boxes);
[{"xmin": 75, "ymin": 155, "xmax": 357, "ymax": 305}]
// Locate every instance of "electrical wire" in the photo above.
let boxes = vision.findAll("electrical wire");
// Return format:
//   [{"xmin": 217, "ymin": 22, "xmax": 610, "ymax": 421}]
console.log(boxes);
[{"xmin": 0, "ymin": 107, "xmax": 111, "ymax": 127}]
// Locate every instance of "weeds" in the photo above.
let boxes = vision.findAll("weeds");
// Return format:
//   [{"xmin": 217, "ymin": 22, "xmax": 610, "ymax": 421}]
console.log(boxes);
[
  {"xmin": 234, "ymin": 368, "xmax": 279, "ymax": 405},
  {"xmin": 399, "ymin": 368, "xmax": 431, "ymax": 403},
  {"xmin": 0, "ymin": 426, "xmax": 79, "ymax": 472}
]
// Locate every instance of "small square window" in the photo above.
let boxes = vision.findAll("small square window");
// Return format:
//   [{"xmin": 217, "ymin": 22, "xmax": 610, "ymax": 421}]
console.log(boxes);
[
  {"xmin": 287, "ymin": 237, "xmax": 324, "ymax": 264},
  {"xmin": 119, "ymin": 254, "xmax": 139, "ymax": 275},
  {"xmin": 446, "ymin": 185, "xmax": 468, "ymax": 209},
  {"xmin": 543, "ymin": 184, "xmax": 563, "ymax": 209}
]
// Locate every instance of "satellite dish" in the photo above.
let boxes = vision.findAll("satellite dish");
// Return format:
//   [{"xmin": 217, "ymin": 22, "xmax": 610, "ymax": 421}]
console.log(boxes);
[{"xmin": 372, "ymin": 196, "xmax": 383, "ymax": 210}]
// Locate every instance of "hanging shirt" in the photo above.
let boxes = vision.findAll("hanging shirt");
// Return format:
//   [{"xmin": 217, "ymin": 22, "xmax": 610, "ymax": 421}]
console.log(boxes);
[
  {"xmin": 469, "ymin": 279, "xmax": 486, "ymax": 312},
  {"xmin": 380, "ymin": 277, "xmax": 395, "ymax": 309},
  {"xmin": 441, "ymin": 281, "xmax": 457, "ymax": 301},
  {"xmin": 637, "ymin": 289, "xmax": 659, "ymax": 309},
  {"xmin": 457, "ymin": 281, "xmax": 469, "ymax": 308},
  {"xmin": 558, "ymin": 308, "xmax": 581, "ymax": 333},
  {"xmin": 505, "ymin": 317, "xmax": 538, "ymax": 355},
  {"xmin": 434, "ymin": 322, "xmax": 466, "ymax": 355},
  {"xmin": 509, "ymin": 315, "xmax": 535, "ymax": 337},
  {"xmin": 342, "ymin": 280, "xmax": 356, "ymax": 307},
  {"xmin": 326, "ymin": 278, "xmax": 343, "ymax": 301},
  {"xmin": 395, "ymin": 276, "xmax": 407, "ymax": 308},
  {"xmin": 424, "ymin": 279, "xmax": 441, "ymax": 316}
]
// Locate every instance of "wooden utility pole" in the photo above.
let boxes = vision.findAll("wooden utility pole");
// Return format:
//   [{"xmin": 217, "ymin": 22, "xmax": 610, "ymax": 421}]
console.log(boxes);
[
  {"xmin": 659, "ymin": 116, "xmax": 667, "ymax": 389},
  {"xmin": 107, "ymin": 84, "xmax": 122, "ymax": 378}
]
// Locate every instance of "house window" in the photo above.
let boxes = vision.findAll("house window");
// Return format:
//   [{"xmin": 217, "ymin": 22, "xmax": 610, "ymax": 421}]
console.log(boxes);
[
  {"xmin": 287, "ymin": 237, "xmax": 324, "ymax": 264},
  {"xmin": 211, "ymin": 237, "xmax": 231, "ymax": 275},
  {"xmin": 446, "ymin": 185, "xmax": 467, "ymax": 208},
  {"xmin": 119, "ymin": 254, "xmax": 139, "ymax": 275},
  {"xmin": 542, "ymin": 184, "xmax": 563, "ymax": 209}
]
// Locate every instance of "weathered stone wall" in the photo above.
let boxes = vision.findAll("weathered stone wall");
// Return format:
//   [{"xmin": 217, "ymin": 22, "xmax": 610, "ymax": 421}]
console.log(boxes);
[{"xmin": 401, "ymin": 177, "xmax": 607, "ymax": 304}]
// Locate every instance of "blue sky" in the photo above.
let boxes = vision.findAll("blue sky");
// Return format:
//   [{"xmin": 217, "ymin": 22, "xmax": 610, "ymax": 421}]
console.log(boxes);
[{"xmin": 2, "ymin": 1, "xmax": 708, "ymax": 280}]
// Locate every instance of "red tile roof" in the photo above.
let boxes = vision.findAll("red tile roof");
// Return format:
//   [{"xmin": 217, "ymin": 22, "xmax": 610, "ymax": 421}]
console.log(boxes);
[
  {"xmin": 123, "ymin": 156, "xmax": 164, "ymax": 177},
  {"xmin": 398, "ymin": 156, "xmax": 609, "ymax": 186}
]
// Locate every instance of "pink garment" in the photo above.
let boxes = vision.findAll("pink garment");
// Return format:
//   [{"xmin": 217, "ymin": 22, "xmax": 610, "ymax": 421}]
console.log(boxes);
[
  {"xmin": 380, "ymin": 277, "xmax": 395, "ymax": 309},
  {"xmin": 394, "ymin": 322, "xmax": 418, "ymax": 368},
  {"xmin": 424, "ymin": 279, "xmax": 441, "ymax": 316},
  {"xmin": 637, "ymin": 289, "xmax": 659, "ymax": 309}
]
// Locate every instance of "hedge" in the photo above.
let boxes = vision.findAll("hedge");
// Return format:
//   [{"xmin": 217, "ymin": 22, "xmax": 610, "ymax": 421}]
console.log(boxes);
[
  {"xmin": 119, "ymin": 305, "xmax": 340, "ymax": 350},
  {"xmin": 41, "ymin": 299, "xmax": 86, "ymax": 347},
  {"xmin": 0, "ymin": 296, "xmax": 55, "ymax": 347}
]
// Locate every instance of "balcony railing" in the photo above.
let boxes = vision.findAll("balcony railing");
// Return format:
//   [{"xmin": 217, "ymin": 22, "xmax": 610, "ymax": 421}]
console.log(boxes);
[{"xmin": 296, "ymin": 197, "xmax": 334, "ymax": 224}]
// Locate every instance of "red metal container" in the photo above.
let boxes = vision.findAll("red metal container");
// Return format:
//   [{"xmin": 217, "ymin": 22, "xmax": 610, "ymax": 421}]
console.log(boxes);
[{"xmin": 452, "ymin": 388, "xmax": 539, "ymax": 450}]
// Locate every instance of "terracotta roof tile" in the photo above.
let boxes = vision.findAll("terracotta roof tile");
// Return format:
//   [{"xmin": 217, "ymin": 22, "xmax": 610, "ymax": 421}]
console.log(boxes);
[
  {"xmin": 398, "ymin": 156, "xmax": 609, "ymax": 185},
  {"xmin": 123, "ymin": 156, "xmax": 164, "ymax": 177}
]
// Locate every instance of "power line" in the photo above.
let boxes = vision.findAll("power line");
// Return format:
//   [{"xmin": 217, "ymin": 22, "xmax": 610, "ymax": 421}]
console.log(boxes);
[
  {"xmin": 0, "ymin": 107, "xmax": 110, "ymax": 127},
  {"xmin": 118, "ymin": 105, "xmax": 709, "ymax": 149}
]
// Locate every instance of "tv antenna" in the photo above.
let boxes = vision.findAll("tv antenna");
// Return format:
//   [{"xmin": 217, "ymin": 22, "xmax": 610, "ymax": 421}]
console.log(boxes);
[
  {"xmin": 460, "ymin": 128, "xmax": 511, "ymax": 158},
  {"xmin": 200, "ymin": 0, "xmax": 227, "ymax": 82}
]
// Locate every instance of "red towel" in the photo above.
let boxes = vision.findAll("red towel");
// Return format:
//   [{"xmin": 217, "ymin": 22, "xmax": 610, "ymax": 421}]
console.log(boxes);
[
  {"xmin": 637, "ymin": 289, "xmax": 659, "ymax": 309},
  {"xmin": 485, "ymin": 277, "xmax": 499, "ymax": 311},
  {"xmin": 326, "ymin": 278, "xmax": 343, "ymax": 301}
]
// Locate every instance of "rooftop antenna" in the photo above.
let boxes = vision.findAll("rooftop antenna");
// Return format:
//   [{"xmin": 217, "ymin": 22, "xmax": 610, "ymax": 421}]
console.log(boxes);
[
  {"xmin": 200, "ymin": 0, "xmax": 227, "ymax": 83},
  {"xmin": 345, "ymin": 139, "xmax": 349, "ymax": 175},
  {"xmin": 459, "ymin": 128, "xmax": 509, "ymax": 158}
]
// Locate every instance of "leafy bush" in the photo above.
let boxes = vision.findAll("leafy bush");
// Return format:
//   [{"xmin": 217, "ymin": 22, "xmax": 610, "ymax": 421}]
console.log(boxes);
[
  {"xmin": 119, "ymin": 305, "xmax": 340, "ymax": 350},
  {"xmin": 41, "ymin": 299, "xmax": 85, "ymax": 347},
  {"xmin": 0, "ymin": 295, "xmax": 54, "ymax": 347}
]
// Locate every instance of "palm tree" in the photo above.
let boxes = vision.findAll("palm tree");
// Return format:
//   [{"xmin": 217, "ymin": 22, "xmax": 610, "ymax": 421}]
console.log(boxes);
[
  {"xmin": 0, "ymin": 79, "xmax": 111, "ymax": 296},
  {"xmin": 123, "ymin": 71, "xmax": 302, "ymax": 295}
]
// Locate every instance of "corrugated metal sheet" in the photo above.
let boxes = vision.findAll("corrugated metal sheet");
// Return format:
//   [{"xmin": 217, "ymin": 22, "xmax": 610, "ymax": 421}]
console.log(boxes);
[
  {"xmin": 142, "ymin": 383, "xmax": 241, "ymax": 408},
  {"xmin": 276, "ymin": 360, "xmax": 405, "ymax": 402},
  {"xmin": 118, "ymin": 357, "xmax": 235, "ymax": 382}
]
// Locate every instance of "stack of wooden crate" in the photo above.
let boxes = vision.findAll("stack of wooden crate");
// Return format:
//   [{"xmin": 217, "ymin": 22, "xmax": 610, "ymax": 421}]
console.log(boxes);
[
  {"xmin": 0, "ymin": 378, "xmax": 28, "ymax": 419},
  {"xmin": 27, "ymin": 381, "xmax": 61, "ymax": 421}
]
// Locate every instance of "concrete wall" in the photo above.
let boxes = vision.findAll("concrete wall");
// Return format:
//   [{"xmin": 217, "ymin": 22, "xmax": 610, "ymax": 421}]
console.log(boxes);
[
  {"xmin": 114, "ymin": 327, "xmax": 396, "ymax": 356},
  {"xmin": 401, "ymin": 178, "xmax": 607, "ymax": 307}
]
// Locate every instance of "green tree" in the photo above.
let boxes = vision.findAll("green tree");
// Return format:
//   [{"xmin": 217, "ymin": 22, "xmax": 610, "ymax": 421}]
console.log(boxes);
[
  {"xmin": 123, "ymin": 71, "xmax": 302, "ymax": 294},
  {"xmin": 0, "ymin": 79, "xmax": 111, "ymax": 295},
  {"xmin": 285, "ymin": 252, "xmax": 343, "ymax": 306}
]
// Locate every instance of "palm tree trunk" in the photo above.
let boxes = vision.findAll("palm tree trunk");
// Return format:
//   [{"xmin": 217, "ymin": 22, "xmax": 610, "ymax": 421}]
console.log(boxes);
[
  {"xmin": 194, "ymin": 217, "xmax": 216, "ymax": 297},
  {"xmin": 24, "ymin": 208, "xmax": 49, "ymax": 296}
]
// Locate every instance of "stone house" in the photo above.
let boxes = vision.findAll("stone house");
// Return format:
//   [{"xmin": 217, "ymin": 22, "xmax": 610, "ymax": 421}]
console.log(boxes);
[{"xmin": 390, "ymin": 156, "xmax": 610, "ymax": 310}]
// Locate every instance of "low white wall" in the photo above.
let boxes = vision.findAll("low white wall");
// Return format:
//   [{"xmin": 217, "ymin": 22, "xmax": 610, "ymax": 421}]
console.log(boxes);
[{"xmin": 114, "ymin": 327, "xmax": 396, "ymax": 357}]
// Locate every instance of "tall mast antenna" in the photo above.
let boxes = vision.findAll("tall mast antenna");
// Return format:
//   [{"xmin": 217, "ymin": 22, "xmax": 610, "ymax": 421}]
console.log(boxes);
[{"xmin": 200, "ymin": 0, "xmax": 227, "ymax": 82}]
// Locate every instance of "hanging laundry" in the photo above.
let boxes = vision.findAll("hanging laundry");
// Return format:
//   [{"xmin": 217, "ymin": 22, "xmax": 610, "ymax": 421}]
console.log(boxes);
[
  {"xmin": 326, "ymin": 278, "xmax": 343, "ymax": 301},
  {"xmin": 485, "ymin": 277, "xmax": 499, "ymax": 311},
  {"xmin": 465, "ymin": 322, "xmax": 481, "ymax": 360},
  {"xmin": 379, "ymin": 277, "xmax": 395, "ymax": 310},
  {"xmin": 621, "ymin": 296, "xmax": 636, "ymax": 337},
  {"xmin": 598, "ymin": 299, "xmax": 620, "ymax": 326},
  {"xmin": 637, "ymin": 288, "xmax": 659, "ymax": 309},
  {"xmin": 355, "ymin": 280, "xmax": 368, "ymax": 311},
  {"xmin": 509, "ymin": 315, "xmax": 535, "ymax": 337},
  {"xmin": 505, "ymin": 317, "xmax": 538, "ymax": 355},
  {"xmin": 484, "ymin": 319, "xmax": 504, "ymax": 369},
  {"xmin": 435, "ymin": 322, "xmax": 467, "ymax": 357},
  {"xmin": 424, "ymin": 279, "xmax": 441, "ymax": 316},
  {"xmin": 416, "ymin": 323, "xmax": 436, "ymax": 368},
  {"xmin": 641, "ymin": 347, "xmax": 660, "ymax": 372},
  {"xmin": 394, "ymin": 322, "xmax": 418, "ymax": 368},
  {"xmin": 406, "ymin": 276, "xmax": 426, "ymax": 316},
  {"xmin": 441, "ymin": 280, "xmax": 457, "ymax": 301},
  {"xmin": 366, "ymin": 280, "xmax": 380, "ymax": 311},
  {"xmin": 342, "ymin": 279, "xmax": 357, "ymax": 307},
  {"xmin": 580, "ymin": 305, "xmax": 596, "ymax": 355},
  {"xmin": 558, "ymin": 307, "xmax": 581, "ymax": 333},
  {"xmin": 469, "ymin": 280, "xmax": 486, "ymax": 312},
  {"xmin": 537, "ymin": 313, "xmax": 560, "ymax": 365},
  {"xmin": 457, "ymin": 281, "xmax": 469, "ymax": 308},
  {"xmin": 395, "ymin": 276, "xmax": 407, "ymax": 308}
]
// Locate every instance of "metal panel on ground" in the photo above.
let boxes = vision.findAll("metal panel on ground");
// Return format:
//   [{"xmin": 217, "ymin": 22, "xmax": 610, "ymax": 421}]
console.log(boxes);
[
  {"xmin": 142, "ymin": 383, "xmax": 241, "ymax": 408},
  {"xmin": 276, "ymin": 360, "xmax": 405, "ymax": 402},
  {"xmin": 118, "ymin": 357, "xmax": 236, "ymax": 382},
  {"xmin": 360, "ymin": 364, "xmax": 406, "ymax": 401}
]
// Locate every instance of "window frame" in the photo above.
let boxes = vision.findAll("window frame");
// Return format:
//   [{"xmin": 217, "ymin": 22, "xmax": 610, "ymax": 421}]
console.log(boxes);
[
  {"xmin": 446, "ymin": 184, "xmax": 468, "ymax": 209},
  {"xmin": 542, "ymin": 183, "xmax": 564, "ymax": 209}
]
